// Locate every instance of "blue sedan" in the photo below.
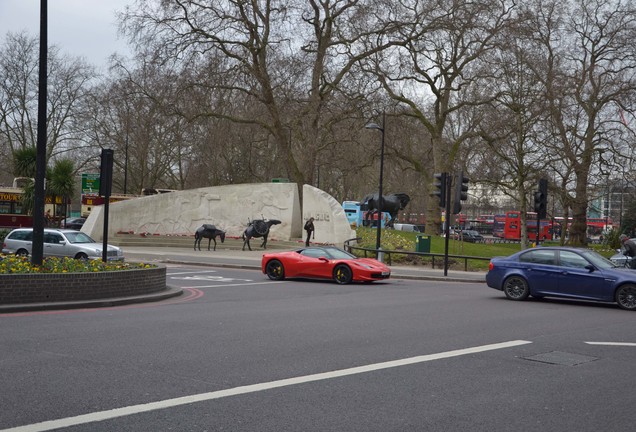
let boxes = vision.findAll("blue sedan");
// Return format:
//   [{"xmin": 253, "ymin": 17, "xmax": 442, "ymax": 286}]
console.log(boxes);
[{"xmin": 486, "ymin": 247, "xmax": 636, "ymax": 311}]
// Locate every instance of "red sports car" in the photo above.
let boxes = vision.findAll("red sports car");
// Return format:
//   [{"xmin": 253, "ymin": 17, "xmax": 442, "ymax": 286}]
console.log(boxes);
[{"xmin": 261, "ymin": 246, "xmax": 391, "ymax": 284}]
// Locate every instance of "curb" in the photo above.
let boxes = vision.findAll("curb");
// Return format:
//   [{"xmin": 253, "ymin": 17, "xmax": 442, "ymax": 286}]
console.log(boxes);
[{"xmin": 0, "ymin": 285, "xmax": 183, "ymax": 314}]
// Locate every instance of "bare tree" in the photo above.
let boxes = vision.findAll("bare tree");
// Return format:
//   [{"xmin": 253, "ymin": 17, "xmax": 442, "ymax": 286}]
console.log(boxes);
[
  {"xmin": 0, "ymin": 31, "xmax": 96, "ymax": 178},
  {"xmin": 360, "ymin": 0, "xmax": 516, "ymax": 234},
  {"xmin": 119, "ymin": 0, "xmax": 404, "ymax": 194},
  {"xmin": 526, "ymin": 0, "xmax": 636, "ymax": 245}
]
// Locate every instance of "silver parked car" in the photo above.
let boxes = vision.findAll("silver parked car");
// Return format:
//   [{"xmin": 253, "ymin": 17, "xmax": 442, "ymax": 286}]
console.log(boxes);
[{"xmin": 1, "ymin": 228, "xmax": 124, "ymax": 261}]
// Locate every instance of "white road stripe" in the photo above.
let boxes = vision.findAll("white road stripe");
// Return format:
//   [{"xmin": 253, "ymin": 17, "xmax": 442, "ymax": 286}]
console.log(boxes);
[
  {"xmin": 166, "ymin": 270, "xmax": 219, "ymax": 275},
  {"xmin": 585, "ymin": 342, "xmax": 636, "ymax": 346},
  {"xmin": 182, "ymin": 281, "xmax": 284, "ymax": 288},
  {"xmin": 1, "ymin": 340, "xmax": 531, "ymax": 432}
]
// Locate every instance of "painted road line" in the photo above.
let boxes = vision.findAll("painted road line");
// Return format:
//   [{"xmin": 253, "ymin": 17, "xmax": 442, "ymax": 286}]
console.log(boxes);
[
  {"xmin": 1, "ymin": 340, "xmax": 531, "ymax": 432},
  {"xmin": 585, "ymin": 342, "xmax": 636, "ymax": 346},
  {"xmin": 166, "ymin": 270, "xmax": 219, "ymax": 275},
  {"xmin": 180, "ymin": 281, "xmax": 285, "ymax": 289}
]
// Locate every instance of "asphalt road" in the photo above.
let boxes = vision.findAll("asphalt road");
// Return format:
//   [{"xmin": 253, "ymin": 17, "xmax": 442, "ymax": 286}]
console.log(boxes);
[{"xmin": 1, "ymin": 265, "xmax": 635, "ymax": 431}]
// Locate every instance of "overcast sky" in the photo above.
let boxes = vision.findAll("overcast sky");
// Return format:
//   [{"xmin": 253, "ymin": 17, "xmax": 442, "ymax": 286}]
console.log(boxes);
[{"xmin": 0, "ymin": 0, "xmax": 134, "ymax": 69}]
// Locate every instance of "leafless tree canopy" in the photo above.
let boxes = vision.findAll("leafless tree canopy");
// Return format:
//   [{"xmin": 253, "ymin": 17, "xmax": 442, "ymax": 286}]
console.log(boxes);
[{"xmin": 2, "ymin": 0, "xmax": 636, "ymax": 244}]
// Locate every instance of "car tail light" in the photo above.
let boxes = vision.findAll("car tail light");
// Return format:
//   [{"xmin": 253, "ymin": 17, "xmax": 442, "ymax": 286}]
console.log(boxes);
[{"xmin": 489, "ymin": 261, "xmax": 494, "ymax": 271}]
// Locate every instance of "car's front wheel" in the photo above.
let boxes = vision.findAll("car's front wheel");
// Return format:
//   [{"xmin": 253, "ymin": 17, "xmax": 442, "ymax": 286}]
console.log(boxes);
[
  {"xmin": 333, "ymin": 264, "xmax": 353, "ymax": 284},
  {"xmin": 265, "ymin": 259, "xmax": 285, "ymax": 281},
  {"xmin": 615, "ymin": 284, "xmax": 636, "ymax": 311},
  {"xmin": 503, "ymin": 275, "xmax": 530, "ymax": 301},
  {"xmin": 75, "ymin": 252, "xmax": 89, "ymax": 260}
]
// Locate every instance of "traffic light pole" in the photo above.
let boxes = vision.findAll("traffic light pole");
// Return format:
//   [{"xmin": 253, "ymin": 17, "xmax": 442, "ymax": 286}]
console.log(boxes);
[{"xmin": 443, "ymin": 176, "xmax": 451, "ymax": 276}]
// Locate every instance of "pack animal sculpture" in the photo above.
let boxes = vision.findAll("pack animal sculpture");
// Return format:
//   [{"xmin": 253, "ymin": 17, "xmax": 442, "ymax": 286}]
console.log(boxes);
[
  {"xmin": 242, "ymin": 218, "xmax": 281, "ymax": 251},
  {"xmin": 194, "ymin": 224, "xmax": 226, "ymax": 251},
  {"xmin": 362, "ymin": 193, "xmax": 411, "ymax": 228}
]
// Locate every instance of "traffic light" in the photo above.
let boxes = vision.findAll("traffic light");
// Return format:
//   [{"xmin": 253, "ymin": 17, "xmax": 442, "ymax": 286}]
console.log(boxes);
[
  {"xmin": 453, "ymin": 171, "xmax": 469, "ymax": 214},
  {"xmin": 99, "ymin": 148, "xmax": 114, "ymax": 197},
  {"xmin": 432, "ymin": 172, "xmax": 448, "ymax": 208},
  {"xmin": 534, "ymin": 178, "xmax": 548, "ymax": 219}
]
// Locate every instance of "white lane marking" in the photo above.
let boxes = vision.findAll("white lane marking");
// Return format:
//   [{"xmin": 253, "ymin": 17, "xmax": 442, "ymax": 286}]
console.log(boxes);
[
  {"xmin": 585, "ymin": 342, "xmax": 636, "ymax": 346},
  {"xmin": 180, "ymin": 281, "xmax": 285, "ymax": 289},
  {"xmin": 2, "ymin": 340, "xmax": 531, "ymax": 432},
  {"xmin": 166, "ymin": 270, "xmax": 219, "ymax": 275},
  {"xmin": 170, "ymin": 276, "xmax": 252, "ymax": 282}
]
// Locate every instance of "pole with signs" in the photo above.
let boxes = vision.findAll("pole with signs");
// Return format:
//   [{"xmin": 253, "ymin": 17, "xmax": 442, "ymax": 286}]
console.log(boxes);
[
  {"xmin": 32, "ymin": 0, "xmax": 48, "ymax": 265},
  {"xmin": 99, "ymin": 149, "xmax": 114, "ymax": 262}
]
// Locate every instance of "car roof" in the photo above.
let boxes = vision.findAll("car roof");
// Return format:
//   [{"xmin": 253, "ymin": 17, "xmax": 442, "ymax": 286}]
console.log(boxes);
[
  {"xmin": 515, "ymin": 246, "xmax": 591, "ymax": 254},
  {"xmin": 9, "ymin": 228, "xmax": 85, "ymax": 234}
]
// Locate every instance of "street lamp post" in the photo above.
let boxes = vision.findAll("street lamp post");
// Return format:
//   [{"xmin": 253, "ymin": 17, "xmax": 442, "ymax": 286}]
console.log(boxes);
[{"xmin": 366, "ymin": 111, "xmax": 386, "ymax": 260}]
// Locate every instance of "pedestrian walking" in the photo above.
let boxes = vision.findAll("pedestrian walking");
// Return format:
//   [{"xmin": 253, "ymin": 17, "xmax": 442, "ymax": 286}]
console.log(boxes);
[{"xmin": 304, "ymin": 217, "xmax": 315, "ymax": 246}]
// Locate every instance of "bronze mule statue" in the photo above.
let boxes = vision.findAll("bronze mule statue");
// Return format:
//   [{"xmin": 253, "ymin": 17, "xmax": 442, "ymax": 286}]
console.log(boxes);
[
  {"xmin": 242, "ymin": 218, "xmax": 281, "ymax": 251},
  {"xmin": 194, "ymin": 224, "xmax": 226, "ymax": 251}
]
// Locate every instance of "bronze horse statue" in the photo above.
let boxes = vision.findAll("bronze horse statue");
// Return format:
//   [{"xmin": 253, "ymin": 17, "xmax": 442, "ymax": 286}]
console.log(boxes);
[
  {"xmin": 242, "ymin": 218, "xmax": 281, "ymax": 251},
  {"xmin": 362, "ymin": 193, "xmax": 410, "ymax": 228},
  {"xmin": 194, "ymin": 224, "xmax": 226, "ymax": 251}
]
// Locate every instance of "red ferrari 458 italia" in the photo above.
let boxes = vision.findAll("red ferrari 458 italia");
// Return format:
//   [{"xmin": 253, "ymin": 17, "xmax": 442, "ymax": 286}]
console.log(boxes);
[{"xmin": 261, "ymin": 246, "xmax": 391, "ymax": 284}]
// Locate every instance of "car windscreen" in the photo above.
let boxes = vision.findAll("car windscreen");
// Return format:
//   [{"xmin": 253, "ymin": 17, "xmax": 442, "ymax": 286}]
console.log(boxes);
[
  {"xmin": 581, "ymin": 250, "xmax": 617, "ymax": 269},
  {"xmin": 324, "ymin": 248, "xmax": 356, "ymax": 260},
  {"xmin": 63, "ymin": 232, "xmax": 96, "ymax": 244}
]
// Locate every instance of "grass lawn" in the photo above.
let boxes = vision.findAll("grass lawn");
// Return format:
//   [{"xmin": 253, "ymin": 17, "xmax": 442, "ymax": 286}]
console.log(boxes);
[{"xmin": 354, "ymin": 227, "xmax": 616, "ymax": 272}]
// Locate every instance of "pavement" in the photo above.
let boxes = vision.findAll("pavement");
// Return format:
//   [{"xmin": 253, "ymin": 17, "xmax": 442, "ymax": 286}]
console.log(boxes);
[{"xmin": 0, "ymin": 246, "xmax": 486, "ymax": 314}]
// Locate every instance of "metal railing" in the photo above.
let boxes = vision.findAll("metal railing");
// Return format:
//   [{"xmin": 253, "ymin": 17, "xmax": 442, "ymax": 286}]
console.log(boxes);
[{"xmin": 343, "ymin": 237, "xmax": 491, "ymax": 271}]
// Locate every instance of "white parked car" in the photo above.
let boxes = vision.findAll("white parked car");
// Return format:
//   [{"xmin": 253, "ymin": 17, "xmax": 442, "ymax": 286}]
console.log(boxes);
[
  {"xmin": 393, "ymin": 223, "xmax": 421, "ymax": 232},
  {"xmin": 2, "ymin": 228, "xmax": 124, "ymax": 261}
]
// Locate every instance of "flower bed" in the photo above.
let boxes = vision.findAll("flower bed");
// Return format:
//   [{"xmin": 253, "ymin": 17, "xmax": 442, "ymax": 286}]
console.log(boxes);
[{"xmin": 0, "ymin": 255, "xmax": 166, "ymax": 305}]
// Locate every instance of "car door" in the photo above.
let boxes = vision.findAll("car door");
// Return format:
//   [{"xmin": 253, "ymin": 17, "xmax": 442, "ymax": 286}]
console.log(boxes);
[
  {"xmin": 43, "ymin": 232, "xmax": 66, "ymax": 258},
  {"xmin": 296, "ymin": 248, "xmax": 334, "ymax": 278},
  {"xmin": 555, "ymin": 250, "xmax": 611, "ymax": 300},
  {"xmin": 518, "ymin": 249, "xmax": 560, "ymax": 294}
]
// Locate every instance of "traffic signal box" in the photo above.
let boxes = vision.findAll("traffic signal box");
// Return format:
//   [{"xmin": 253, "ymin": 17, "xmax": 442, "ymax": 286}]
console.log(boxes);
[
  {"xmin": 432, "ymin": 173, "xmax": 448, "ymax": 208},
  {"xmin": 534, "ymin": 179, "xmax": 548, "ymax": 219},
  {"xmin": 453, "ymin": 171, "xmax": 469, "ymax": 214},
  {"xmin": 99, "ymin": 148, "xmax": 114, "ymax": 197}
]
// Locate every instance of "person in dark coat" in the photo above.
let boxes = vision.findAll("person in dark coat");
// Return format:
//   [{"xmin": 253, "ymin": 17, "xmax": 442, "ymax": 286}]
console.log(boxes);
[
  {"xmin": 304, "ymin": 217, "xmax": 315, "ymax": 246},
  {"xmin": 620, "ymin": 234, "xmax": 636, "ymax": 268}
]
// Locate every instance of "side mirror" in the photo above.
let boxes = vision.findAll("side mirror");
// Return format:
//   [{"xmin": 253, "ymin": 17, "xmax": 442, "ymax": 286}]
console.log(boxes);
[
  {"xmin": 319, "ymin": 256, "xmax": 329, "ymax": 262},
  {"xmin": 585, "ymin": 264, "xmax": 595, "ymax": 272}
]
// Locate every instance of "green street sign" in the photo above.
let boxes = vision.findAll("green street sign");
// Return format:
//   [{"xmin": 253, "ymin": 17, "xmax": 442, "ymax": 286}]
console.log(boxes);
[{"xmin": 82, "ymin": 173, "xmax": 100, "ymax": 194}]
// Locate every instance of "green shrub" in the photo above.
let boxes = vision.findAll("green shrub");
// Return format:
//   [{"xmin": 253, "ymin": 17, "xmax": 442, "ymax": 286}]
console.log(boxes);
[{"xmin": 0, "ymin": 229, "xmax": 9, "ymax": 243}]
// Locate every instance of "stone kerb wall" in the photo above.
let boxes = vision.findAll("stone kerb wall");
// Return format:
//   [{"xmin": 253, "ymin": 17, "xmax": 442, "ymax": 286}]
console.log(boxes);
[
  {"xmin": 0, "ymin": 266, "xmax": 166, "ymax": 304},
  {"xmin": 302, "ymin": 185, "xmax": 357, "ymax": 247},
  {"xmin": 84, "ymin": 183, "xmax": 302, "ymax": 241}
]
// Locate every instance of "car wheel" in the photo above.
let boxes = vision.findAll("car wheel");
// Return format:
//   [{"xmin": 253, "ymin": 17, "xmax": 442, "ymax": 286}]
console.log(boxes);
[
  {"xmin": 75, "ymin": 252, "xmax": 89, "ymax": 261},
  {"xmin": 265, "ymin": 259, "xmax": 285, "ymax": 281},
  {"xmin": 615, "ymin": 284, "xmax": 636, "ymax": 311},
  {"xmin": 16, "ymin": 249, "xmax": 29, "ymax": 257},
  {"xmin": 333, "ymin": 264, "xmax": 353, "ymax": 284},
  {"xmin": 503, "ymin": 275, "xmax": 530, "ymax": 301}
]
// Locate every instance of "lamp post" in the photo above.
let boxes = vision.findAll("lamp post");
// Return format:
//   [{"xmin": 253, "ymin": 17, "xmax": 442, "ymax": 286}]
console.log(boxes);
[
  {"xmin": 365, "ymin": 111, "xmax": 386, "ymax": 260},
  {"xmin": 124, "ymin": 124, "xmax": 129, "ymax": 194}
]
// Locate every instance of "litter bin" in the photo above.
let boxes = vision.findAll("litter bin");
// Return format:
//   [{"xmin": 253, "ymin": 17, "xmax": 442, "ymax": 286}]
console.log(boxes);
[{"xmin": 415, "ymin": 235, "xmax": 431, "ymax": 253}]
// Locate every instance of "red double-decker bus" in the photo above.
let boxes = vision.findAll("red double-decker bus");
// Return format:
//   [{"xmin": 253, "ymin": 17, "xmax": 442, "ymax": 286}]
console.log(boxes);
[
  {"xmin": 553, "ymin": 216, "xmax": 612, "ymax": 236},
  {"xmin": 493, "ymin": 211, "xmax": 553, "ymax": 240}
]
